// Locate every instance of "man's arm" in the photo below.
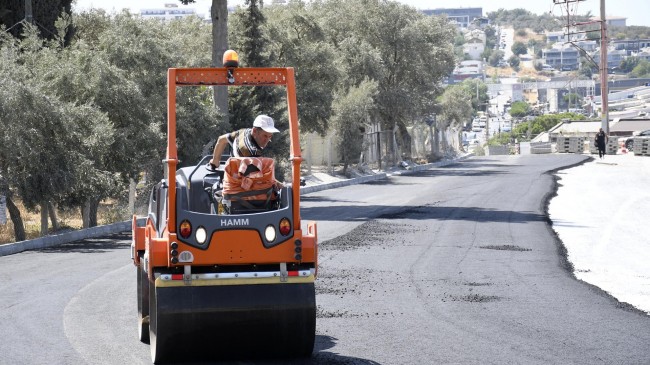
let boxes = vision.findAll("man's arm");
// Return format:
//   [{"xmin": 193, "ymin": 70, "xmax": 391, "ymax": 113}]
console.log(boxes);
[{"xmin": 210, "ymin": 134, "xmax": 229, "ymax": 167}]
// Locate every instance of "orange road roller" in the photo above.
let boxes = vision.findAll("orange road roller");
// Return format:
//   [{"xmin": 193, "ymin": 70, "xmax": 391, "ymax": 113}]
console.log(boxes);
[{"xmin": 131, "ymin": 51, "xmax": 318, "ymax": 363}]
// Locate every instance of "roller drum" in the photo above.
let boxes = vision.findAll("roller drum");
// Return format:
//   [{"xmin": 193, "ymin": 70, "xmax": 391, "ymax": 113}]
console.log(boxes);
[{"xmin": 149, "ymin": 281, "xmax": 315, "ymax": 363}]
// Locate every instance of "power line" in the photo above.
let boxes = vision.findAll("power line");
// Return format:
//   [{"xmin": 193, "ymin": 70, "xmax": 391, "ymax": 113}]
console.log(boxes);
[{"xmin": 554, "ymin": 0, "xmax": 609, "ymax": 132}]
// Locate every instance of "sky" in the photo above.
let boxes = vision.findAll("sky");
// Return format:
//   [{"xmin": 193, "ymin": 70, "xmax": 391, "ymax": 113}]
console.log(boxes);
[{"xmin": 72, "ymin": 0, "xmax": 650, "ymax": 27}]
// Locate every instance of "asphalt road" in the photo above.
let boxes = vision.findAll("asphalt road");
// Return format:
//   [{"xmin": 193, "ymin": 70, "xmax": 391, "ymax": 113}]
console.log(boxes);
[{"xmin": 1, "ymin": 154, "xmax": 649, "ymax": 365}]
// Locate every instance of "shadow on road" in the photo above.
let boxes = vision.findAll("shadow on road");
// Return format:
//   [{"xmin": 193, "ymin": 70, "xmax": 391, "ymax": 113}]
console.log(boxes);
[
  {"xmin": 407, "ymin": 168, "xmax": 509, "ymax": 177},
  {"xmin": 35, "ymin": 232, "xmax": 131, "ymax": 253},
  {"xmin": 302, "ymin": 203, "xmax": 545, "ymax": 224},
  {"xmin": 161, "ymin": 335, "xmax": 380, "ymax": 365}
]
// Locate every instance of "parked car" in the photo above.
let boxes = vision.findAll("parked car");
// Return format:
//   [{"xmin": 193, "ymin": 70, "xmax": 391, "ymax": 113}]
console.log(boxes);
[{"xmin": 620, "ymin": 129, "xmax": 650, "ymax": 150}]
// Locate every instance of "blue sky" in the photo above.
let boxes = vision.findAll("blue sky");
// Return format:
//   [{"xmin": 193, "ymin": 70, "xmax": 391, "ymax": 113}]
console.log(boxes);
[{"xmin": 73, "ymin": 0, "xmax": 650, "ymax": 27}]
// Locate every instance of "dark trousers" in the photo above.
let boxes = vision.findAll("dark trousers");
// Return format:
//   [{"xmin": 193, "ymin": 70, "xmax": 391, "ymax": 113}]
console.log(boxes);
[{"xmin": 598, "ymin": 146, "xmax": 605, "ymax": 158}]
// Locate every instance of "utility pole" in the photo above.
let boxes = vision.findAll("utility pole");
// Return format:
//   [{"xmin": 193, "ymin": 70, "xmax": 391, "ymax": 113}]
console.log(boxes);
[
  {"xmin": 25, "ymin": 0, "xmax": 34, "ymax": 25},
  {"xmin": 554, "ymin": 0, "xmax": 608, "ymax": 132},
  {"xmin": 599, "ymin": 0, "xmax": 609, "ymax": 134}
]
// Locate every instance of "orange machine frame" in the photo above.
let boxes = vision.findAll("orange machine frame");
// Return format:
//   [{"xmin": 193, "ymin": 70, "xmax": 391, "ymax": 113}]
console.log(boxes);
[
  {"xmin": 166, "ymin": 67, "xmax": 304, "ymax": 235},
  {"xmin": 133, "ymin": 67, "xmax": 317, "ymax": 272}
]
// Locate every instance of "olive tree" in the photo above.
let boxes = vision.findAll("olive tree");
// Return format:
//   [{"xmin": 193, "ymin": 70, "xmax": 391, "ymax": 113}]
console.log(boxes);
[
  {"xmin": 0, "ymin": 78, "xmax": 88, "ymax": 235},
  {"xmin": 0, "ymin": 24, "xmax": 104, "ymax": 234},
  {"xmin": 313, "ymin": 0, "xmax": 456, "ymax": 161},
  {"xmin": 511, "ymin": 41, "xmax": 528, "ymax": 56},
  {"xmin": 438, "ymin": 84, "xmax": 473, "ymax": 154},
  {"xmin": 262, "ymin": 1, "xmax": 340, "ymax": 136},
  {"xmin": 72, "ymin": 12, "xmax": 225, "ymax": 216},
  {"xmin": 331, "ymin": 79, "xmax": 378, "ymax": 173}
]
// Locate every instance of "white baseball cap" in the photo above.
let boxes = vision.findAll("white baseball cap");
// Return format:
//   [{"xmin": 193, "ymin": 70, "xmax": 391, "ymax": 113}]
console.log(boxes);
[{"xmin": 253, "ymin": 115, "xmax": 280, "ymax": 133}]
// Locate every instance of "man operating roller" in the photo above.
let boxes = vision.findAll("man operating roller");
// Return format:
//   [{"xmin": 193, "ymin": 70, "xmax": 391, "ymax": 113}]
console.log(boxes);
[
  {"xmin": 209, "ymin": 114, "xmax": 280, "ymax": 167},
  {"xmin": 209, "ymin": 114, "xmax": 283, "ymax": 189}
]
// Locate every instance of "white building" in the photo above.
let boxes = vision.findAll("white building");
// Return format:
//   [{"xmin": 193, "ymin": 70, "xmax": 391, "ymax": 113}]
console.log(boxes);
[
  {"xmin": 546, "ymin": 30, "xmax": 567, "ymax": 44},
  {"xmin": 575, "ymin": 40, "xmax": 597, "ymax": 53},
  {"xmin": 462, "ymin": 29, "xmax": 486, "ymax": 60},
  {"xmin": 542, "ymin": 44, "xmax": 580, "ymax": 71},
  {"xmin": 636, "ymin": 48, "xmax": 650, "ymax": 62},
  {"xmin": 140, "ymin": 3, "xmax": 205, "ymax": 21},
  {"xmin": 590, "ymin": 15, "xmax": 627, "ymax": 27}
]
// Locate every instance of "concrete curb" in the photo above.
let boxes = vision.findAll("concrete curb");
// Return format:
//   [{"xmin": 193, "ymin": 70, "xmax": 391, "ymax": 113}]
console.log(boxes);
[
  {"xmin": 300, "ymin": 172, "xmax": 389, "ymax": 195},
  {"xmin": 300, "ymin": 155, "xmax": 471, "ymax": 194},
  {"xmin": 0, "ymin": 221, "xmax": 132, "ymax": 257},
  {"xmin": 1, "ymin": 155, "xmax": 469, "ymax": 257},
  {"xmin": 390, "ymin": 155, "xmax": 471, "ymax": 176}
]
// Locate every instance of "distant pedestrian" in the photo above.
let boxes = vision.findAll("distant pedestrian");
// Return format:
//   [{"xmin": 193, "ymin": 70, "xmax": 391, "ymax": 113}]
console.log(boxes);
[{"xmin": 595, "ymin": 128, "xmax": 608, "ymax": 159}]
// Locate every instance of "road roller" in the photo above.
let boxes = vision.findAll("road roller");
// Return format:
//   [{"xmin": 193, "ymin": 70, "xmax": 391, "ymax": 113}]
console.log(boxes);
[{"xmin": 131, "ymin": 51, "xmax": 318, "ymax": 363}]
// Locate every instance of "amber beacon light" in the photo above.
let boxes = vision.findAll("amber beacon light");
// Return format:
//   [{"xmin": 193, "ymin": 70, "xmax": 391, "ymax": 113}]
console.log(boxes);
[{"xmin": 223, "ymin": 50, "xmax": 239, "ymax": 68}]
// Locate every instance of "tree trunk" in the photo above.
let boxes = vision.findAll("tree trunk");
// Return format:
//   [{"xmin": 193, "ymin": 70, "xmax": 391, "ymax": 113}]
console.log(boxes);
[
  {"xmin": 441, "ymin": 128, "xmax": 449, "ymax": 153},
  {"xmin": 6, "ymin": 196, "xmax": 26, "ymax": 242},
  {"xmin": 128, "ymin": 178, "xmax": 137, "ymax": 215},
  {"xmin": 89, "ymin": 198, "xmax": 99, "ymax": 227},
  {"xmin": 395, "ymin": 123, "xmax": 412, "ymax": 161},
  {"xmin": 40, "ymin": 201, "xmax": 48, "ymax": 236},
  {"xmin": 433, "ymin": 126, "xmax": 441, "ymax": 158},
  {"xmin": 82, "ymin": 201, "xmax": 90, "ymax": 228},
  {"xmin": 80, "ymin": 198, "xmax": 100, "ymax": 228},
  {"xmin": 48, "ymin": 201, "xmax": 60, "ymax": 231},
  {"xmin": 458, "ymin": 130, "xmax": 464, "ymax": 152},
  {"xmin": 211, "ymin": 0, "xmax": 229, "ymax": 124},
  {"xmin": 428, "ymin": 125, "xmax": 435, "ymax": 156}
]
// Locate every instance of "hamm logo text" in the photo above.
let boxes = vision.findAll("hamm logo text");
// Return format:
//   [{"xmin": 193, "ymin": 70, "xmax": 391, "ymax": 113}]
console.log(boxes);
[{"xmin": 221, "ymin": 219, "xmax": 249, "ymax": 226}]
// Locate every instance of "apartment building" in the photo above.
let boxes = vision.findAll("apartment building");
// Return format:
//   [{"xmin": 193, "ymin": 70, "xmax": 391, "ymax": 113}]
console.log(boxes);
[{"xmin": 542, "ymin": 44, "xmax": 580, "ymax": 71}]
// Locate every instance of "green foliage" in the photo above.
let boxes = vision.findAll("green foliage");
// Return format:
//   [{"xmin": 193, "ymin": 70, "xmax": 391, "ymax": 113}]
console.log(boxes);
[
  {"xmin": 508, "ymin": 55, "xmax": 520, "ymax": 70},
  {"xmin": 176, "ymin": 87, "xmax": 224, "ymax": 166},
  {"xmin": 454, "ymin": 33, "xmax": 466, "ymax": 46},
  {"xmin": 0, "ymin": 0, "xmax": 466, "ymax": 225},
  {"xmin": 237, "ymin": 0, "xmax": 267, "ymax": 68},
  {"xmin": 0, "ymin": 0, "xmax": 74, "ymax": 44},
  {"xmin": 527, "ymin": 39, "xmax": 540, "ymax": 49},
  {"xmin": 509, "ymin": 101, "xmax": 530, "ymax": 117},
  {"xmin": 0, "ymin": 78, "xmax": 91, "ymax": 210},
  {"xmin": 310, "ymin": 0, "xmax": 456, "ymax": 155},
  {"xmin": 619, "ymin": 56, "xmax": 640, "ymax": 73},
  {"xmin": 460, "ymin": 79, "xmax": 489, "ymax": 113},
  {"xmin": 586, "ymin": 30, "xmax": 600, "ymax": 40},
  {"xmin": 579, "ymin": 58, "xmax": 596, "ymax": 78},
  {"xmin": 438, "ymin": 84, "xmax": 473, "ymax": 130},
  {"xmin": 563, "ymin": 93, "xmax": 581, "ymax": 105},
  {"xmin": 331, "ymin": 79, "xmax": 378, "ymax": 171},
  {"xmin": 488, "ymin": 132, "xmax": 514, "ymax": 146},
  {"xmin": 511, "ymin": 41, "xmax": 527, "ymax": 56},
  {"xmin": 607, "ymin": 25, "xmax": 650, "ymax": 41},
  {"xmin": 630, "ymin": 59, "xmax": 650, "ymax": 78},
  {"xmin": 484, "ymin": 26, "xmax": 496, "ymax": 39},
  {"xmin": 73, "ymin": 11, "xmax": 219, "ymax": 172},
  {"xmin": 481, "ymin": 47, "xmax": 492, "ymax": 62},
  {"xmin": 0, "ymin": 9, "xmax": 224, "ymax": 225},
  {"xmin": 512, "ymin": 112, "xmax": 585, "ymax": 140},
  {"xmin": 488, "ymin": 50, "xmax": 504, "ymax": 67},
  {"xmin": 262, "ymin": 2, "xmax": 339, "ymax": 135},
  {"xmin": 228, "ymin": 0, "xmax": 286, "ymax": 161},
  {"xmin": 0, "ymin": 25, "xmax": 113, "ymax": 212},
  {"xmin": 487, "ymin": 8, "xmax": 589, "ymax": 33}
]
